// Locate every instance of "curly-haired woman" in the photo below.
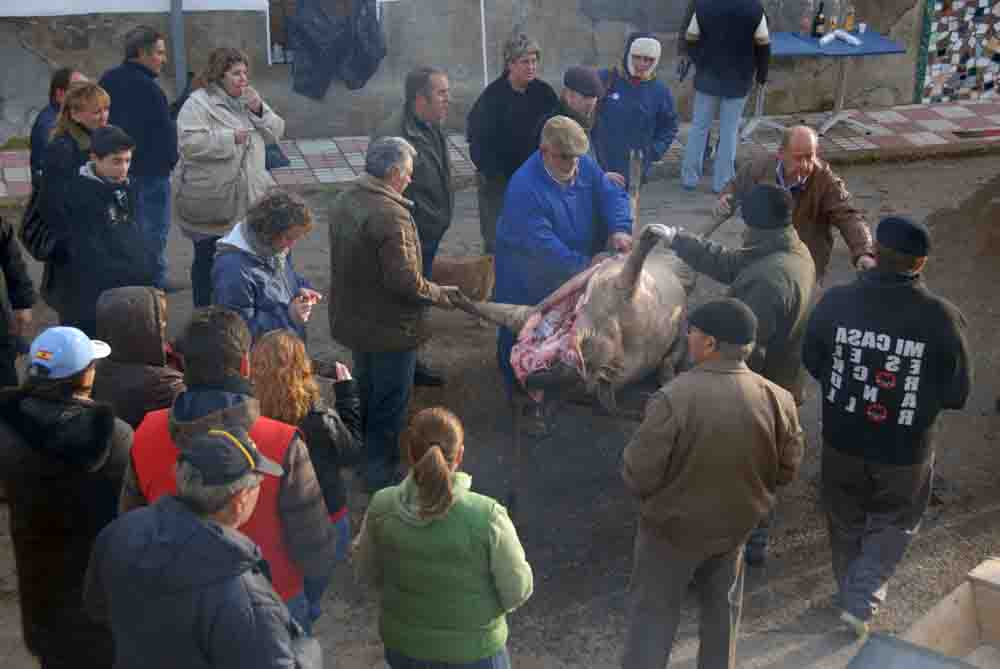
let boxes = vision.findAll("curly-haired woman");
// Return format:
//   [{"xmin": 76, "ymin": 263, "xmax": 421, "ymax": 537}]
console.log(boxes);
[
  {"xmin": 175, "ymin": 47, "xmax": 285, "ymax": 307},
  {"xmin": 212, "ymin": 189, "xmax": 321, "ymax": 341},
  {"xmin": 251, "ymin": 329, "xmax": 362, "ymax": 627}
]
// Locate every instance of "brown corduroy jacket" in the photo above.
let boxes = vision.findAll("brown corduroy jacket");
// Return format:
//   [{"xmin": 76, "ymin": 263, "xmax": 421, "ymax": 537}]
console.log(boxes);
[
  {"xmin": 622, "ymin": 359, "xmax": 804, "ymax": 557},
  {"xmin": 719, "ymin": 156, "xmax": 873, "ymax": 281}
]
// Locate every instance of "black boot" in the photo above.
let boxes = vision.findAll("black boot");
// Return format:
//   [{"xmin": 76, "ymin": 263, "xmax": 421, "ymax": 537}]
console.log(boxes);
[{"xmin": 414, "ymin": 359, "xmax": 445, "ymax": 387}]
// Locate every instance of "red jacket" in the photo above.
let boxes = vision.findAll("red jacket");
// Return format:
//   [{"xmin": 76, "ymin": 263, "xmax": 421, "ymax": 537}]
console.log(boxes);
[{"xmin": 131, "ymin": 409, "xmax": 304, "ymax": 601}]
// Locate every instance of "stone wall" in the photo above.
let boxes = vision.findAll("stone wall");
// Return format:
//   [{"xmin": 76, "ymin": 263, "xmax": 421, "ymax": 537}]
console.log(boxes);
[
  {"xmin": 918, "ymin": 0, "xmax": 1000, "ymax": 103},
  {"xmin": 1, "ymin": 0, "xmax": 926, "ymax": 140}
]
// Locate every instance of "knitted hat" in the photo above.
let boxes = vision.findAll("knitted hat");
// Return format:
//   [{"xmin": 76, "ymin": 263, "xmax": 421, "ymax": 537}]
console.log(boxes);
[
  {"xmin": 743, "ymin": 184, "xmax": 793, "ymax": 229},
  {"xmin": 504, "ymin": 33, "xmax": 541, "ymax": 67},
  {"xmin": 563, "ymin": 65, "xmax": 603, "ymax": 98},
  {"xmin": 626, "ymin": 35, "xmax": 661, "ymax": 77},
  {"xmin": 689, "ymin": 298, "xmax": 758, "ymax": 345},
  {"xmin": 876, "ymin": 216, "xmax": 931, "ymax": 257},
  {"xmin": 541, "ymin": 115, "xmax": 590, "ymax": 156}
]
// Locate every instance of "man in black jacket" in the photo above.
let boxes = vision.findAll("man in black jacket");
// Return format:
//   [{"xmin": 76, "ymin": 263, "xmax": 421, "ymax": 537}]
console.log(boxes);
[
  {"xmin": 99, "ymin": 26, "xmax": 180, "ymax": 292},
  {"xmin": 803, "ymin": 216, "xmax": 972, "ymax": 640},
  {"xmin": 679, "ymin": 0, "xmax": 771, "ymax": 193},
  {"xmin": 85, "ymin": 428, "xmax": 318, "ymax": 669},
  {"xmin": 0, "ymin": 218, "xmax": 35, "ymax": 387},
  {"xmin": 466, "ymin": 33, "xmax": 558, "ymax": 253}
]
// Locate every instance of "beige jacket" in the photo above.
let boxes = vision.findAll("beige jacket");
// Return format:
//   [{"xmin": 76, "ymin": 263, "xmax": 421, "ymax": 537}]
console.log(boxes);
[
  {"xmin": 174, "ymin": 86, "xmax": 285, "ymax": 236},
  {"xmin": 622, "ymin": 359, "xmax": 804, "ymax": 557}
]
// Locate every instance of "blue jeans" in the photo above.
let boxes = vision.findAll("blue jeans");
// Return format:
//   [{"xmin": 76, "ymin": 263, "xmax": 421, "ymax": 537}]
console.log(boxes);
[
  {"xmin": 385, "ymin": 647, "xmax": 511, "ymax": 669},
  {"xmin": 681, "ymin": 92, "xmax": 748, "ymax": 193},
  {"xmin": 354, "ymin": 349, "xmax": 418, "ymax": 491},
  {"xmin": 302, "ymin": 514, "xmax": 351, "ymax": 625},
  {"xmin": 132, "ymin": 175, "xmax": 172, "ymax": 287},
  {"xmin": 420, "ymin": 233, "xmax": 443, "ymax": 279}
]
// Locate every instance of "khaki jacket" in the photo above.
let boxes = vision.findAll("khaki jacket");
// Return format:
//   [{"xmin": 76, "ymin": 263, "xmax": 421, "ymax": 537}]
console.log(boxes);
[
  {"xmin": 174, "ymin": 86, "xmax": 285, "ymax": 236},
  {"xmin": 328, "ymin": 174, "xmax": 444, "ymax": 352},
  {"xmin": 622, "ymin": 360, "xmax": 804, "ymax": 556},
  {"xmin": 720, "ymin": 156, "xmax": 872, "ymax": 280}
]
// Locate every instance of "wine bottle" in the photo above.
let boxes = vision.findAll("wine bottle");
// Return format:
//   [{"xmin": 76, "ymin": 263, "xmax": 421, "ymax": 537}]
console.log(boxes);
[{"xmin": 812, "ymin": 2, "xmax": 827, "ymax": 37}]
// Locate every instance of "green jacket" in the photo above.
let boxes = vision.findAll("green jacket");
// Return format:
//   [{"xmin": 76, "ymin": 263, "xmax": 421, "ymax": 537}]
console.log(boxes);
[
  {"xmin": 673, "ymin": 226, "xmax": 815, "ymax": 401},
  {"xmin": 353, "ymin": 472, "xmax": 533, "ymax": 663},
  {"xmin": 372, "ymin": 107, "xmax": 454, "ymax": 243}
]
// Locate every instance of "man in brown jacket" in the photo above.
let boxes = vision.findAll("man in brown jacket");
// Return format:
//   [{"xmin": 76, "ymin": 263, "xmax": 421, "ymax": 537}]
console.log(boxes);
[
  {"xmin": 328, "ymin": 136, "xmax": 460, "ymax": 492},
  {"xmin": 714, "ymin": 125, "xmax": 874, "ymax": 282},
  {"xmin": 622, "ymin": 298, "xmax": 803, "ymax": 669}
]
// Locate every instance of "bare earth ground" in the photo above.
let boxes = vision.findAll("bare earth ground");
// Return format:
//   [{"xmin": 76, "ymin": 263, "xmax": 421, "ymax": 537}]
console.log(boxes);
[{"xmin": 0, "ymin": 156, "xmax": 998, "ymax": 668}]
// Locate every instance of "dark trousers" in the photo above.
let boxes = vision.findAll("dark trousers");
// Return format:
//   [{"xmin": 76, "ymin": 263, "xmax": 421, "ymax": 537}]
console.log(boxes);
[
  {"xmin": 421, "ymin": 232, "xmax": 443, "ymax": 279},
  {"xmin": 821, "ymin": 446, "xmax": 932, "ymax": 621},
  {"xmin": 191, "ymin": 236, "xmax": 221, "ymax": 308},
  {"xmin": 477, "ymin": 174, "xmax": 507, "ymax": 254},
  {"xmin": 0, "ymin": 337, "xmax": 19, "ymax": 388},
  {"xmin": 353, "ymin": 348, "xmax": 417, "ymax": 490},
  {"xmin": 623, "ymin": 523, "xmax": 745, "ymax": 669},
  {"xmin": 132, "ymin": 175, "xmax": 172, "ymax": 288},
  {"xmin": 386, "ymin": 647, "xmax": 511, "ymax": 669}
]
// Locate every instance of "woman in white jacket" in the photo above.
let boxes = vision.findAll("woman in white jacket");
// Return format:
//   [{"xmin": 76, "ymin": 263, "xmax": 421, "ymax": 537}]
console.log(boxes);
[{"xmin": 175, "ymin": 48, "xmax": 285, "ymax": 307}]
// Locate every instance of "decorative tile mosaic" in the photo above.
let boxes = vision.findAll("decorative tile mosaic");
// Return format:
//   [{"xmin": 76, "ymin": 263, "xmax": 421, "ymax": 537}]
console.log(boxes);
[{"xmin": 920, "ymin": 0, "xmax": 1000, "ymax": 103}]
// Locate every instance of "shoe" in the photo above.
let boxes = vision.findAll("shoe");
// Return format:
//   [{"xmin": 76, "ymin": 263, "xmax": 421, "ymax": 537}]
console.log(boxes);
[
  {"xmin": 839, "ymin": 610, "xmax": 870, "ymax": 641},
  {"xmin": 744, "ymin": 531, "xmax": 768, "ymax": 566},
  {"xmin": 159, "ymin": 277, "xmax": 192, "ymax": 294},
  {"xmin": 414, "ymin": 360, "xmax": 445, "ymax": 387}
]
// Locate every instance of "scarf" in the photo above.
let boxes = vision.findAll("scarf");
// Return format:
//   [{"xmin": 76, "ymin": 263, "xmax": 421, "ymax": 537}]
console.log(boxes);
[
  {"xmin": 244, "ymin": 221, "xmax": 289, "ymax": 272},
  {"xmin": 211, "ymin": 83, "xmax": 249, "ymax": 119}
]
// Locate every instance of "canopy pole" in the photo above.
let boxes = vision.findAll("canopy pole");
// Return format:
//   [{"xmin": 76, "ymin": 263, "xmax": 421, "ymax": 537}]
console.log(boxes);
[
  {"xmin": 170, "ymin": 0, "xmax": 186, "ymax": 87},
  {"xmin": 480, "ymin": 0, "xmax": 488, "ymax": 87}
]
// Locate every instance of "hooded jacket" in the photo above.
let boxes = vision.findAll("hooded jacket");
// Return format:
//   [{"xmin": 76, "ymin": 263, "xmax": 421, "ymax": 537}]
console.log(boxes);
[
  {"xmin": 593, "ymin": 32, "xmax": 678, "ymax": 186},
  {"xmin": 121, "ymin": 376, "xmax": 337, "ymax": 600},
  {"xmin": 0, "ymin": 390, "xmax": 132, "ymax": 667},
  {"xmin": 85, "ymin": 495, "xmax": 305, "ymax": 669},
  {"xmin": 354, "ymin": 471, "xmax": 533, "ymax": 663},
  {"xmin": 213, "ymin": 222, "xmax": 311, "ymax": 341},
  {"xmin": 297, "ymin": 379, "xmax": 363, "ymax": 515},
  {"xmin": 93, "ymin": 286, "xmax": 186, "ymax": 427},
  {"xmin": 0, "ymin": 217, "xmax": 36, "ymax": 342},
  {"xmin": 42, "ymin": 163, "xmax": 156, "ymax": 331}
]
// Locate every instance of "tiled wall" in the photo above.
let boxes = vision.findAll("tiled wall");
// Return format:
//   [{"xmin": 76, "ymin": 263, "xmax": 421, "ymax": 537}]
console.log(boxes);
[{"xmin": 920, "ymin": 0, "xmax": 1000, "ymax": 102}]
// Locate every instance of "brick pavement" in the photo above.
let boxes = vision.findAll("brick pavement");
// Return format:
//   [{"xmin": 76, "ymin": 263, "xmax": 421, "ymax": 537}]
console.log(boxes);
[{"xmin": 3, "ymin": 100, "xmax": 1000, "ymax": 199}]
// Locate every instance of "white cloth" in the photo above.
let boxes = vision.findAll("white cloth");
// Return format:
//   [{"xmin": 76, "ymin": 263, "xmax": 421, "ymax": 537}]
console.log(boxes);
[{"xmin": 627, "ymin": 37, "xmax": 662, "ymax": 77}]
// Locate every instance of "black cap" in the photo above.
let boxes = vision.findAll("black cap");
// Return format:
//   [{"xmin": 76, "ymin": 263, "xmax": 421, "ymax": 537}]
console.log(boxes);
[
  {"xmin": 876, "ymin": 216, "xmax": 930, "ymax": 257},
  {"xmin": 563, "ymin": 65, "xmax": 604, "ymax": 98},
  {"xmin": 689, "ymin": 298, "xmax": 758, "ymax": 345},
  {"xmin": 180, "ymin": 428, "xmax": 284, "ymax": 485},
  {"xmin": 90, "ymin": 125, "xmax": 135, "ymax": 158},
  {"xmin": 743, "ymin": 184, "xmax": 792, "ymax": 229}
]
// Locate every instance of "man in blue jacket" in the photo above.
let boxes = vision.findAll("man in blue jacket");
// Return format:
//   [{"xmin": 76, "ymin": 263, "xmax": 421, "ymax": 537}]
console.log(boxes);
[
  {"xmin": 29, "ymin": 68, "xmax": 86, "ymax": 186},
  {"xmin": 593, "ymin": 33, "xmax": 678, "ymax": 189},
  {"xmin": 99, "ymin": 26, "xmax": 179, "ymax": 292},
  {"xmin": 495, "ymin": 116, "xmax": 633, "ymax": 399}
]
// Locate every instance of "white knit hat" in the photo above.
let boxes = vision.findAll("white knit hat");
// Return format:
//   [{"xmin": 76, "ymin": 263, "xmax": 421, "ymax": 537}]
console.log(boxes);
[{"xmin": 627, "ymin": 37, "xmax": 661, "ymax": 76}]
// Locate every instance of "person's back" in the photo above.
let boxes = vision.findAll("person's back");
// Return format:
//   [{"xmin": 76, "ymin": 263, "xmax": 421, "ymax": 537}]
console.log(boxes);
[
  {"xmin": 93, "ymin": 286, "xmax": 185, "ymax": 428},
  {"xmin": 689, "ymin": 0, "xmax": 766, "ymax": 98}
]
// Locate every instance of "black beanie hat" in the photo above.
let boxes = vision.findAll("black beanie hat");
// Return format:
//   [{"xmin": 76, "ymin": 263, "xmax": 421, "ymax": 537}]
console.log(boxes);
[
  {"xmin": 563, "ymin": 65, "xmax": 604, "ymax": 98},
  {"xmin": 876, "ymin": 216, "xmax": 931, "ymax": 257},
  {"xmin": 689, "ymin": 298, "xmax": 758, "ymax": 345},
  {"xmin": 742, "ymin": 184, "xmax": 792, "ymax": 229}
]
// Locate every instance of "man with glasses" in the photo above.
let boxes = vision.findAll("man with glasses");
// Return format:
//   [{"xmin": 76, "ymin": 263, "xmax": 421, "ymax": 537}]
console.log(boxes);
[{"xmin": 493, "ymin": 116, "xmax": 633, "ymax": 404}]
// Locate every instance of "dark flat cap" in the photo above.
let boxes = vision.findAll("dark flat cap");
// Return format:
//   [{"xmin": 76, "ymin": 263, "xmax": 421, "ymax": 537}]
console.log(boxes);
[
  {"xmin": 743, "ymin": 184, "xmax": 792, "ymax": 229},
  {"xmin": 689, "ymin": 298, "xmax": 758, "ymax": 345},
  {"xmin": 876, "ymin": 216, "xmax": 930, "ymax": 257},
  {"xmin": 563, "ymin": 66, "xmax": 604, "ymax": 98}
]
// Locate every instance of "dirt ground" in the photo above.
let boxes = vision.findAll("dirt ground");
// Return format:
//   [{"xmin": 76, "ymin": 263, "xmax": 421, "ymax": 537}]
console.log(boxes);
[{"xmin": 0, "ymin": 156, "xmax": 998, "ymax": 668}]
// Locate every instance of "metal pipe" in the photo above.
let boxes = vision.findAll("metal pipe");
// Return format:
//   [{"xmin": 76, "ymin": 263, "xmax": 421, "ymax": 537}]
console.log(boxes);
[
  {"xmin": 480, "ymin": 0, "xmax": 488, "ymax": 87},
  {"xmin": 170, "ymin": 0, "xmax": 186, "ymax": 90}
]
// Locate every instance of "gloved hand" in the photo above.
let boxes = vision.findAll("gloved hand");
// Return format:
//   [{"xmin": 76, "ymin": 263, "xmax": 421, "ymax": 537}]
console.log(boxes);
[
  {"xmin": 712, "ymin": 193, "xmax": 735, "ymax": 222},
  {"xmin": 642, "ymin": 223, "xmax": 678, "ymax": 246},
  {"xmin": 676, "ymin": 58, "xmax": 692, "ymax": 82},
  {"xmin": 436, "ymin": 285, "xmax": 464, "ymax": 310},
  {"xmin": 855, "ymin": 254, "xmax": 876, "ymax": 271}
]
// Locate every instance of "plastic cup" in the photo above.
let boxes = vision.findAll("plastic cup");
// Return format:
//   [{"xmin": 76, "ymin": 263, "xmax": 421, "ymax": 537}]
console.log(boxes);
[{"xmin": 858, "ymin": 22, "xmax": 868, "ymax": 33}]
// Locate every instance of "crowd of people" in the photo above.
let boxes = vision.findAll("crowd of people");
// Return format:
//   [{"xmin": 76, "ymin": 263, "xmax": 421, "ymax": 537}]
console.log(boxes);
[{"xmin": 0, "ymin": 1, "xmax": 977, "ymax": 667}]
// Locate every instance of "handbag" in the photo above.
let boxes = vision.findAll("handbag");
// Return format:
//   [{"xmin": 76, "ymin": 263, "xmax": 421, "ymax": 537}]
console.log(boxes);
[
  {"xmin": 18, "ymin": 182, "xmax": 58, "ymax": 262},
  {"xmin": 175, "ymin": 95, "xmax": 254, "ymax": 227}
]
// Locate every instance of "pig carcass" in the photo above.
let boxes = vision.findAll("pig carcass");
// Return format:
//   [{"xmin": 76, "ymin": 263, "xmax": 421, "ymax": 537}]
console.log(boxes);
[{"xmin": 452, "ymin": 222, "xmax": 699, "ymax": 413}]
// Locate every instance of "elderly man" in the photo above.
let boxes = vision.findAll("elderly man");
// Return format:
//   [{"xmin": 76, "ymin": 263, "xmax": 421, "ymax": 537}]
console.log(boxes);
[
  {"xmin": 535, "ymin": 65, "xmax": 604, "ymax": 155},
  {"xmin": 328, "ymin": 137, "xmax": 460, "ymax": 493},
  {"xmin": 30, "ymin": 68, "xmax": 87, "ymax": 186},
  {"xmin": 494, "ymin": 115, "xmax": 632, "ymax": 401},
  {"xmin": 622, "ymin": 297, "xmax": 803, "ymax": 669},
  {"xmin": 467, "ymin": 33, "xmax": 558, "ymax": 253},
  {"xmin": 803, "ymin": 216, "xmax": 971, "ymax": 639},
  {"xmin": 373, "ymin": 66, "xmax": 454, "ymax": 388},
  {"xmin": 121, "ymin": 306, "xmax": 337, "ymax": 632},
  {"xmin": 86, "ymin": 429, "xmax": 318, "ymax": 668},
  {"xmin": 715, "ymin": 125, "xmax": 874, "ymax": 282},
  {"xmin": 655, "ymin": 184, "xmax": 815, "ymax": 565}
]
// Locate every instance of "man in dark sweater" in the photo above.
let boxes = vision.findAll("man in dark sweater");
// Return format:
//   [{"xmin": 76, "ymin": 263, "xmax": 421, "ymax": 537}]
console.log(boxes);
[
  {"xmin": 466, "ymin": 33, "xmax": 558, "ymax": 253},
  {"xmin": 803, "ymin": 216, "xmax": 972, "ymax": 640},
  {"xmin": 29, "ymin": 67, "xmax": 86, "ymax": 186},
  {"xmin": 99, "ymin": 26, "xmax": 179, "ymax": 292},
  {"xmin": 679, "ymin": 0, "xmax": 771, "ymax": 193}
]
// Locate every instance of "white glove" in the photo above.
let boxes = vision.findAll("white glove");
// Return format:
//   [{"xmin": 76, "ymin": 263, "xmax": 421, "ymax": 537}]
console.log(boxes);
[
  {"xmin": 642, "ymin": 224, "xmax": 678, "ymax": 246},
  {"xmin": 855, "ymin": 254, "xmax": 876, "ymax": 271}
]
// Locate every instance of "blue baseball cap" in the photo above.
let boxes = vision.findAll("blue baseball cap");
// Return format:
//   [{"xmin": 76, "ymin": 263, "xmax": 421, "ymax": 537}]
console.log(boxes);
[{"xmin": 29, "ymin": 327, "xmax": 111, "ymax": 379}]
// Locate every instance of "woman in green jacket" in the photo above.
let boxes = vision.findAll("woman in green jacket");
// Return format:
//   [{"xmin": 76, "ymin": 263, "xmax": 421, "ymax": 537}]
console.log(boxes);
[{"xmin": 354, "ymin": 407, "xmax": 533, "ymax": 668}]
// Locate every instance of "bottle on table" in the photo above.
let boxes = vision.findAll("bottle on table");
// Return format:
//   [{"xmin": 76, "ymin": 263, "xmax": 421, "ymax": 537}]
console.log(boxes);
[
  {"xmin": 843, "ymin": 4, "xmax": 856, "ymax": 31},
  {"xmin": 812, "ymin": 1, "xmax": 827, "ymax": 37}
]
